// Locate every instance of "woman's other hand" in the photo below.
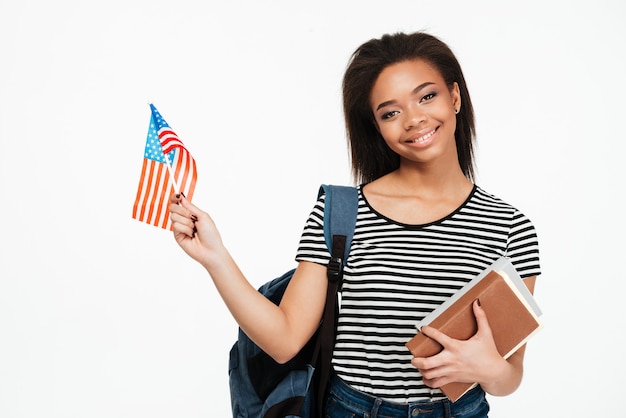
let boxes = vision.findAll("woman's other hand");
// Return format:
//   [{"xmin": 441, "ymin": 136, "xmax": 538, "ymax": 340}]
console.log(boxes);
[
  {"xmin": 411, "ymin": 299, "xmax": 522, "ymax": 396},
  {"xmin": 169, "ymin": 193, "xmax": 224, "ymax": 268}
]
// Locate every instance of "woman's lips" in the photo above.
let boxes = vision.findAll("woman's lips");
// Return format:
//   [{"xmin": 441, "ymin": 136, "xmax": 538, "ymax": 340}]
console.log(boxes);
[{"xmin": 405, "ymin": 127, "xmax": 438, "ymax": 144}]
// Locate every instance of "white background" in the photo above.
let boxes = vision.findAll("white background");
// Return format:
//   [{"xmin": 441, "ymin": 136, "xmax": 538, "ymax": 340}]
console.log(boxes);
[{"xmin": 1, "ymin": 1, "xmax": 624, "ymax": 416}]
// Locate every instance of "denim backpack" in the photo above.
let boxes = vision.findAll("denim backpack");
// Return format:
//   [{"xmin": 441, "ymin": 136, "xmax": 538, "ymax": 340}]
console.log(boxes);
[{"xmin": 228, "ymin": 184, "xmax": 358, "ymax": 418}]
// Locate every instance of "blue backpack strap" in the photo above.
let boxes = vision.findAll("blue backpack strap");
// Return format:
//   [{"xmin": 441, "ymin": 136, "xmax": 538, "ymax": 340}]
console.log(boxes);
[
  {"xmin": 315, "ymin": 184, "xmax": 358, "ymax": 417},
  {"xmin": 319, "ymin": 184, "xmax": 358, "ymax": 273}
]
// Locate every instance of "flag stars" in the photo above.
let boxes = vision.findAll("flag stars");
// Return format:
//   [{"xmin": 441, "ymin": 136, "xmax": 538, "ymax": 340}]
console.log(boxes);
[{"xmin": 144, "ymin": 124, "xmax": 168, "ymax": 163}]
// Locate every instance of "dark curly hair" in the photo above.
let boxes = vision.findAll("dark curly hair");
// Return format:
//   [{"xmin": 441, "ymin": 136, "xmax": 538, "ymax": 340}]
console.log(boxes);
[{"xmin": 342, "ymin": 32, "xmax": 476, "ymax": 184}]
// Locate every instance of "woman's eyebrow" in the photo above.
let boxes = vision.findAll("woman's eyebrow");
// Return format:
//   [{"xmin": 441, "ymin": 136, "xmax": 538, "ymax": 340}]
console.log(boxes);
[
  {"xmin": 412, "ymin": 81, "xmax": 436, "ymax": 95},
  {"xmin": 375, "ymin": 81, "xmax": 436, "ymax": 111}
]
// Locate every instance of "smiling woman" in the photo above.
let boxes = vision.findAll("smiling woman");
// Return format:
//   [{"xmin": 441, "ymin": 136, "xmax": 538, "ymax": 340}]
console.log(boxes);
[
  {"xmin": 364, "ymin": 59, "xmax": 473, "ymax": 225},
  {"xmin": 168, "ymin": 31, "xmax": 541, "ymax": 418},
  {"xmin": 370, "ymin": 60, "xmax": 462, "ymax": 181},
  {"xmin": 372, "ymin": 61, "xmax": 459, "ymax": 148},
  {"xmin": 343, "ymin": 32, "xmax": 477, "ymax": 187}
]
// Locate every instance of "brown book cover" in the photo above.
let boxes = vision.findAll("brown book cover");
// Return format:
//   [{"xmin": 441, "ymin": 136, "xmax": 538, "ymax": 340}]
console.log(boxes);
[{"xmin": 405, "ymin": 267, "xmax": 542, "ymax": 402}]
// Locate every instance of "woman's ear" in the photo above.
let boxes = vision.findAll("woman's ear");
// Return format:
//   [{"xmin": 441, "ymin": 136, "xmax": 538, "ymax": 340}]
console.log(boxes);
[{"xmin": 451, "ymin": 82, "xmax": 461, "ymax": 112}]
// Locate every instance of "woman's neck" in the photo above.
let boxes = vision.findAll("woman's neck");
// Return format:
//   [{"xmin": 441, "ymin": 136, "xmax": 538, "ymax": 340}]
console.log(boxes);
[
  {"xmin": 362, "ymin": 165, "xmax": 474, "ymax": 225},
  {"xmin": 389, "ymin": 163, "xmax": 473, "ymax": 197}
]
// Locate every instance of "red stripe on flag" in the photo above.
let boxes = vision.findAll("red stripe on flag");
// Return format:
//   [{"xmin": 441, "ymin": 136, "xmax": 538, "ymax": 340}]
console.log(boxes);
[
  {"xmin": 133, "ymin": 159, "xmax": 174, "ymax": 229},
  {"xmin": 139, "ymin": 161, "xmax": 156, "ymax": 222}
]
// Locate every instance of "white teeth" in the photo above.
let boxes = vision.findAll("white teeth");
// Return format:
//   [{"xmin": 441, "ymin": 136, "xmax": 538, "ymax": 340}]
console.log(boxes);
[{"xmin": 409, "ymin": 129, "xmax": 436, "ymax": 143}]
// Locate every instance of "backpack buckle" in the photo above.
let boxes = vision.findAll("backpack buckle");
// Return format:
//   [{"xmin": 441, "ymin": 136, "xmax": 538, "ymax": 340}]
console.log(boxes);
[{"xmin": 327, "ymin": 257, "xmax": 343, "ymax": 282}]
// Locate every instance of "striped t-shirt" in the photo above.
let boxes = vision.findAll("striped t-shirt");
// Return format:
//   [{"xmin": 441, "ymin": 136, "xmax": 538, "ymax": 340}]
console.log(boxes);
[{"xmin": 295, "ymin": 184, "xmax": 541, "ymax": 403}]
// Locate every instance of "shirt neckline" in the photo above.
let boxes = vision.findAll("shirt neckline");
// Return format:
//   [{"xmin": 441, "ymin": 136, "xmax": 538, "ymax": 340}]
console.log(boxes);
[{"xmin": 358, "ymin": 183, "xmax": 478, "ymax": 228}]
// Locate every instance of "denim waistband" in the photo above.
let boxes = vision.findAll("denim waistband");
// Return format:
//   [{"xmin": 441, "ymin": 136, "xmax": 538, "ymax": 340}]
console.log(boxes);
[{"xmin": 327, "ymin": 375, "xmax": 487, "ymax": 418}]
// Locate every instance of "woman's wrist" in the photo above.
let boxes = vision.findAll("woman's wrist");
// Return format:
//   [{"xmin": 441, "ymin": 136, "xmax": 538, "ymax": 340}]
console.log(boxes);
[{"xmin": 479, "ymin": 356, "xmax": 522, "ymax": 396}]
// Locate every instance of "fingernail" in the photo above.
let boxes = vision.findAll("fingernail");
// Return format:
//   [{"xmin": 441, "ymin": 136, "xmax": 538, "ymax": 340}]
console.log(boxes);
[
  {"xmin": 180, "ymin": 192, "xmax": 186, "ymax": 198},
  {"xmin": 175, "ymin": 193, "xmax": 181, "ymax": 199},
  {"xmin": 191, "ymin": 214, "xmax": 198, "ymax": 222},
  {"xmin": 476, "ymin": 298, "xmax": 481, "ymax": 307}
]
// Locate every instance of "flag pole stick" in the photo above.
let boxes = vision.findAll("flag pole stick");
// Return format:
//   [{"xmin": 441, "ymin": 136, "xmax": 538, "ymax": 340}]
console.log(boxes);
[{"xmin": 163, "ymin": 152, "xmax": 180, "ymax": 195}]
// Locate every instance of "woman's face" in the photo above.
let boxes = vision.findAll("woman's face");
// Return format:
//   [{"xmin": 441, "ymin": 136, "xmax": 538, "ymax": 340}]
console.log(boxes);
[{"xmin": 369, "ymin": 59, "xmax": 461, "ymax": 170}]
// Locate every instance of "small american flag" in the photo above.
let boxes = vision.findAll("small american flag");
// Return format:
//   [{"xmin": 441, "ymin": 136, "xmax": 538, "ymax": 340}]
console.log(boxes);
[{"xmin": 132, "ymin": 104, "xmax": 197, "ymax": 230}]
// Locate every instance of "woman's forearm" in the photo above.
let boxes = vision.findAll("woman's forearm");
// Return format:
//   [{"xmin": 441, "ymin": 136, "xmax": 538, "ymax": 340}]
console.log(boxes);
[
  {"xmin": 202, "ymin": 249, "xmax": 326, "ymax": 363},
  {"xmin": 479, "ymin": 346, "xmax": 526, "ymax": 396}
]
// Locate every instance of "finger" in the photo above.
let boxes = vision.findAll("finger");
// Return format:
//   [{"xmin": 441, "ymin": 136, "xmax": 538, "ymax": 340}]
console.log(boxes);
[
  {"xmin": 412, "ymin": 356, "xmax": 433, "ymax": 372},
  {"xmin": 170, "ymin": 193, "xmax": 182, "ymax": 205},
  {"xmin": 411, "ymin": 358, "xmax": 446, "ymax": 388},
  {"xmin": 170, "ymin": 211, "xmax": 194, "ymax": 227},
  {"xmin": 422, "ymin": 375, "xmax": 451, "ymax": 389},
  {"xmin": 177, "ymin": 194, "xmax": 202, "ymax": 219},
  {"xmin": 170, "ymin": 211, "xmax": 195, "ymax": 234},
  {"xmin": 169, "ymin": 194, "xmax": 187, "ymax": 216},
  {"xmin": 421, "ymin": 376, "xmax": 438, "ymax": 388},
  {"xmin": 169, "ymin": 195, "xmax": 200, "ymax": 222},
  {"xmin": 411, "ymin": 352, "xmax": 442, "ymax": 372},
  {"xmin": 171, "ymin": 214, "xmax": 196, "ymax": 238},
  {"xmin": 472, "ymin": 299, "xmax": 492, "ymax": 337},
  {"xmin": 419, "ymin": 366, "xmax": 444, "ymax": 383},
  {"xmin": 169, "ymin": 199, "xmax": 191, "ymax": 222},
  {"xmin": 420, "ymin": 325, "xmax": 453, "ymax": 348}
]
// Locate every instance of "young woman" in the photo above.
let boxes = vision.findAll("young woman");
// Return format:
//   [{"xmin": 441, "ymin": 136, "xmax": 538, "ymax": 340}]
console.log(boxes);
[{"xmin": 169, "ymin": 31, "xmax": 541, "ymax": 418}]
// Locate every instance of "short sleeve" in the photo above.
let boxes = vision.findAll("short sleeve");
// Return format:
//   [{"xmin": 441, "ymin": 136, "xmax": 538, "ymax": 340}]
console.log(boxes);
[
  {"xmin": 295, "ymin": 192, "xmax": 330, "ymax": 266},
  {"xmin": 506, "ymin": 209, "xmax": 541, "ymax": 278}
]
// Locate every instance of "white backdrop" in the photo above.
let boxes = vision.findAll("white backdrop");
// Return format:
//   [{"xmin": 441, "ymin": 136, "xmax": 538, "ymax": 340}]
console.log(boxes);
[{"xmin": 1, "ymin": 1, "xmax": 624, "ymax": 416}]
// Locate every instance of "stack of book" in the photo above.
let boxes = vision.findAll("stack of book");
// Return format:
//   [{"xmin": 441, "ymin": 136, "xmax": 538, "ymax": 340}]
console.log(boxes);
[{"xmin": 405, "ymin": 257, "xmax": 543, "ymax": 402}]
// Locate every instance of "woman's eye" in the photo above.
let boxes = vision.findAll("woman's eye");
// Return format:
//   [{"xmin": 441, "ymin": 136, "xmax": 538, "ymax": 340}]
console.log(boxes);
[
  {"xmin": 381, "ymin": 110, "xmax": 399, "ymax": 120},
  {"xmin": 421, "ymin": 92, "xmax": 436, "ymax": 102}
]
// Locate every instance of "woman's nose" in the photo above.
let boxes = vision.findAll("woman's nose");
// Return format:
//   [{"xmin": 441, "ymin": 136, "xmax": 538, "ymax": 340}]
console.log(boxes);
[{"xmin": 403, "ymin": 104, "xmax": 426, "ymax": 130}]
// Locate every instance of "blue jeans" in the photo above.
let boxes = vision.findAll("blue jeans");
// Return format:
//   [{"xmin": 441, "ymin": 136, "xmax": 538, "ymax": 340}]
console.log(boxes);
[{"xmin": 325, "ymin": 375, "xmax": 489, "ymax": 418}]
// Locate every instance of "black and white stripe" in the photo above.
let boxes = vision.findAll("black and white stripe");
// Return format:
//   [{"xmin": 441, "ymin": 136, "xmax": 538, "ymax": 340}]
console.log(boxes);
[{"xmin": 296, "ymin": 185, "xmax": 541, "ymax": 402}]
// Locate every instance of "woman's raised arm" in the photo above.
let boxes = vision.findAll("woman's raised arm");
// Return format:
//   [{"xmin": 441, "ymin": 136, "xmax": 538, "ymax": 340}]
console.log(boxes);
[{"xmin": 168, "ymin": 193, "xmax": 327, "ymax": 363}]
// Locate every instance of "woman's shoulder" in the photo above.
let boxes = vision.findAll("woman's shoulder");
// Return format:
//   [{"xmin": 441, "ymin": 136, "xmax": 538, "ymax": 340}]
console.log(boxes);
[
  {"xmin": 470, "ymin": 185, "xmax": 537, "ymax": 225},
  {"xmin": 359, "ymin": 174, "xmax": 391, "ymax": 196},
  {"xmin": 470, "ymin": 186, "xmax": 521, "ymax": 210}
]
